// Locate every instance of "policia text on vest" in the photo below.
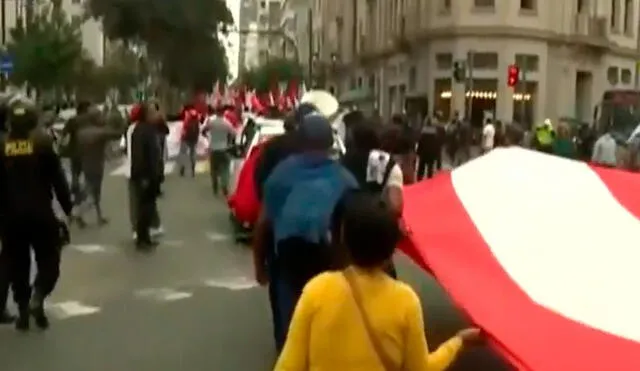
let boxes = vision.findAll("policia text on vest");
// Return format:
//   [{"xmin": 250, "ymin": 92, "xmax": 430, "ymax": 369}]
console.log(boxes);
[{"xmin": 5, "ymin": 139, "xmax": 34, "ymax": 156}]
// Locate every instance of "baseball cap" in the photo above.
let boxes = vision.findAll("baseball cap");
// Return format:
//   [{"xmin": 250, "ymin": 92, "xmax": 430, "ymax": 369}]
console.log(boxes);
[{"xmin": 298, "ymin": 113, "xmax": 334, "ymax": 150}]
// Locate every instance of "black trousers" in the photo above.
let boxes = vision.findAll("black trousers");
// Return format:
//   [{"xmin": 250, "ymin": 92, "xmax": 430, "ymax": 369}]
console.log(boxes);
[
  {"xmin": 417, "ymin": 154, "xmax": 441, "ymax": 180},
  {"xmin": 133, "ymin": 181, "xmax": 158, "ymax": 243},
  {"xmin": 0, "ymin": 219, "xmax": 61, "ymax": 307},
  {"xmin": 70, "ymin": 158, "xmax": 83, "ymax": 205},
  {"xmin": 0, "ymin": 241, "xmax": 9, "ymax": 311}
]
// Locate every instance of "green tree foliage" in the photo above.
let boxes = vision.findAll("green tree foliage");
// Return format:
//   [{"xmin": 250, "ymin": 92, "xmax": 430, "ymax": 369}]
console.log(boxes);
[
  {"xmin": 100, "ymin": 44, "xmax": 140, "ymax": 97},
  {"xmin": 7, "ymin": 0, "xmax": 84, "ymax": 92},
  {"xmin": 241, "ymin": 58, "xmax": 303, "ymax": 93},
  {"xmin": 86, "ymin": 0, "xmax": 233, "ymax": 91}
]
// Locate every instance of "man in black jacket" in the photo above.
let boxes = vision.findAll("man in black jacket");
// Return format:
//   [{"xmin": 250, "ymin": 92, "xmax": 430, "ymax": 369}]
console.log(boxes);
[
  {"xmin": 0, "ymin": 99, "xmax": 73, "ymax": 331},
  {"xmin": 129, "ymin": 103, "xmax": 162, "ymax": 248}
]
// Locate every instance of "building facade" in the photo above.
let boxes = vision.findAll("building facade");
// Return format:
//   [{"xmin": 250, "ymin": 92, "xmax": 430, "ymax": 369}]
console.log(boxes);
[
  {"xmin": 315, "ymin": 0, "xmax": 640, "ymax": 125},
  {"xmin": 238, "ymin": 0, "xmax": 259, "ymax": 72},
  {"xmin": 0, "ymin": 0, "xmax": 105, "ymax": 66},
  {"xmin": 279, "ymin": 0, "xmax": 312, "ymax": 74}
]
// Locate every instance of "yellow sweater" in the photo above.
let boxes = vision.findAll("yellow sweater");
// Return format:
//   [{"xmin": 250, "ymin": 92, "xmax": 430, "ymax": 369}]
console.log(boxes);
[{"xmin": 274, "ymin": 269, "xmax": 463, "ymax": 371}]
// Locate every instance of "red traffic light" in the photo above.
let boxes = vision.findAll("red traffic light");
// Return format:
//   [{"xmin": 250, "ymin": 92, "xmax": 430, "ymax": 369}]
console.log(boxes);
[{"xmin": 507, "ymin": 64, "xmax": 519, "ymax": 87}]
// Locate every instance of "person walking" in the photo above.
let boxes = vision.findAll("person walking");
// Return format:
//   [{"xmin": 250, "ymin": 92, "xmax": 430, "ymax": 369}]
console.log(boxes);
[
  {"xmin": 75, "ymin": 106, "xmax": 122, "ymax": 227},
  {"xmin": 275, "ymin": 192, "xmax": 480, "ymax": 371},
  {"xmin": 129, "ymin": 103, "xmax": 163, "ymax": 249},
  {"xmin": 204, "ymin": 106, "xmax": 236, "ymax": 196}
]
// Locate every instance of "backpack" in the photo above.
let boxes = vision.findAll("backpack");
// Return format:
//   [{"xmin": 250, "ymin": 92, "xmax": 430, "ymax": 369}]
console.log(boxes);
[
  {"xmin": 183, "ymin": 116, "xmax": 200, "ymax": 143},
  {"xmin": 266, "ymin": 155, "xmax": 357, "ymax": 289}
]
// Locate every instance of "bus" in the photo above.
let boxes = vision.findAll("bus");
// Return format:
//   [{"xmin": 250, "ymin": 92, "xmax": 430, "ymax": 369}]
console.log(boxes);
[{"xmin": 595, "ymin": 89, "xmax": 640, "ymax": 144}]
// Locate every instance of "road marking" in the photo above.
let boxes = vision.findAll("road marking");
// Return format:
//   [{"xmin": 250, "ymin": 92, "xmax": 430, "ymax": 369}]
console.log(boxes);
[
  {"xmin": 68, "ymin": 244, "xmax": 109, "ymax": 253},
  {"xmin": 203, "ymin": 277, "xmax": 258, "ymax": 291},
  {"xmin": 205, "ymin": 232, "xmax": 231, "ymax": 242},
  {"xmin": 135, "ymin": 288, "xmax": 193, "ymax": 302},
  {"xmin": 47, "ymin": 301, "xmax": 101, "ymax": 319},
  {"xmin": 195, "ymin": 160, "xmax": 209, "ymax": 173},
  {"xmin": 161, "ymin": 240, "xmax": 184, "ymax": 247}
]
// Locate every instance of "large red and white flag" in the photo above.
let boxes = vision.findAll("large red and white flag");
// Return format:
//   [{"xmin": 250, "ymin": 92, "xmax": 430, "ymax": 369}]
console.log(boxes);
[{"xmin": 399, "ymin": 147, "xmax": 640, "ymax": 371}]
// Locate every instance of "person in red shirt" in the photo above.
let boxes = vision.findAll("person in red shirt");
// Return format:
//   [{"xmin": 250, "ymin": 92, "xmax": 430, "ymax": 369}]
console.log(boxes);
[{"xmin": 179, "ymin": 104, "xmax": 202, "ymax": 177}]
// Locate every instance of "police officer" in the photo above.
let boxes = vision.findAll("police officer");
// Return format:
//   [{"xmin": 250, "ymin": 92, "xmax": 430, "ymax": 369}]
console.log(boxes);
[{"xmin": 0, "ymin": 98, "xmax": 73, "ymax": 331}]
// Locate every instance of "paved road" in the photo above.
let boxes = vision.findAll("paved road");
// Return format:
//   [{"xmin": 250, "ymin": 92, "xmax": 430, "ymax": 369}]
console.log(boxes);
[{"xmin": 0, "ymin": 165, "xmax": 511, "ymax": 371}]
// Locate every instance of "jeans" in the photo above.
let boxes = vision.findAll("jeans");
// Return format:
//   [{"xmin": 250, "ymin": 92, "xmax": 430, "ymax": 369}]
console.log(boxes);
[
  {"xmin": 179, "ymin": 141, "xmax": 197, "ymax": 176},
  {"xmin": 209, "ymin": 149, "xmax": 230, "ymax": 195},
  {"xmin": 76, "ymin": 169, "xmax": 105, "ymax": 221}
]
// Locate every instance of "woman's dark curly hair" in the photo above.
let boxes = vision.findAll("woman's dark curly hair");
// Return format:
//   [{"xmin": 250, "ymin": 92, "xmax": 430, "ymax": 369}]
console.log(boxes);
[{"xmin": 341, "ymin": 191, "xmax": 401, "ymax": 269}]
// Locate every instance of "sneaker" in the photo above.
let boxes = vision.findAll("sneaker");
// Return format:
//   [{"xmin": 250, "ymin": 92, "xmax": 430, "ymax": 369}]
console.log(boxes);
[{"xmin": 150, "ymin": 226, "xmax": 164, "ymax": 237}]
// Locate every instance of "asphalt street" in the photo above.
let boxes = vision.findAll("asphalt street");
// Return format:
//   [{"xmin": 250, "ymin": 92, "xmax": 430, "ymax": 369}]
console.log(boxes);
[{"xmin": 0, "ymin": 161, "xmax": 511, "ymax": 371}]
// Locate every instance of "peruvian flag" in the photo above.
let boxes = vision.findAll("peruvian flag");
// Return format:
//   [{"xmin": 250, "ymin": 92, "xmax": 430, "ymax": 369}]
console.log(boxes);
[{"xmin": 399, "ymin": 147, "xmax": 640, "ymax": 371}]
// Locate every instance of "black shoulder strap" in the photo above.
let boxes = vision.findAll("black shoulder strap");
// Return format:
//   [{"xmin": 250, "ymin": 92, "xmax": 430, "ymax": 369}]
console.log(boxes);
[{"xmin": 381, "ymin": 157, "xmax": 395, "ymax": 187}]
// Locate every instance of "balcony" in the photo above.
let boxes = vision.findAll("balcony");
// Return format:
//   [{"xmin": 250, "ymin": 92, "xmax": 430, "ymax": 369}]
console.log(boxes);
[{"xmin": 570, "ymin": 14, "xmax": 608, "ymax": 51}]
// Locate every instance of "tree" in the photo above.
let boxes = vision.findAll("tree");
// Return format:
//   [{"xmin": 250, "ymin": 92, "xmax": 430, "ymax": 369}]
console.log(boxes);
[
  {"xmin": 86, "ymin": 0, "xmax": 233, "ymax": 92},
  {"xmin": 241, "ymin": 58, "xmax": 303, "ymax": 93},
  {"xmin": 7, "ymin": 0, "xmax": 84, "ymax": 94}
]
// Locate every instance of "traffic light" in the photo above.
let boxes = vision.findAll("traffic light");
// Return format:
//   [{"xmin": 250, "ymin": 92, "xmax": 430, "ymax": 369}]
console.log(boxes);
[
  {"xmin": 507, "ymin": 64, "xmax": 520, "ymax": 87},
  {"xmin": 453, "ymin": 61, "xmax": 466, "ymax": 83}
]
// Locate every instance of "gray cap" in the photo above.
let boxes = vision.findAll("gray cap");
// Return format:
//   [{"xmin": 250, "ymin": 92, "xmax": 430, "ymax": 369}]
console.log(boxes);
[{"xmin": 298, "ymin": 113, "xmax": 334, "ymax": 150}]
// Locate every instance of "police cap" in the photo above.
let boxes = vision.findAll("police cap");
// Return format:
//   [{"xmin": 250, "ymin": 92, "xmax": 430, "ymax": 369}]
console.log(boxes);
[{"xmin": 7, "ymin": 97, "xmax": 38, "ymax": 133}]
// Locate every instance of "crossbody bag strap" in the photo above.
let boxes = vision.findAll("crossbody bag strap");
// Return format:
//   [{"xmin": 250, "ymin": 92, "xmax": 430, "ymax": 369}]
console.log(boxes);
[{"xmin": 343, "ymin": 270, "xmax": 396, "ymax": 371}]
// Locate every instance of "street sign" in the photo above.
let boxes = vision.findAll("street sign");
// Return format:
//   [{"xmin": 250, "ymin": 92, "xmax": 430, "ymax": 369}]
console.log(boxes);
[{"xmin": 0, "ymin": 55, "xmax": 12, "ymax": 73}]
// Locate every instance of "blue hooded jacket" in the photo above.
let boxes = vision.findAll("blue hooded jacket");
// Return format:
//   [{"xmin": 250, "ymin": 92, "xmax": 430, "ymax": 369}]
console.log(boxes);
[{"xmin": 264, "ymin": 153, "xmax": 358, "ymax": 248}]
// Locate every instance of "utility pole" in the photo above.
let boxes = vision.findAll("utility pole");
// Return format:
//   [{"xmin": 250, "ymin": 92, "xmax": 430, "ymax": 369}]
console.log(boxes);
[{"xmin": 466, "ymin": 51, "xmax": 475, "ymax": 121}]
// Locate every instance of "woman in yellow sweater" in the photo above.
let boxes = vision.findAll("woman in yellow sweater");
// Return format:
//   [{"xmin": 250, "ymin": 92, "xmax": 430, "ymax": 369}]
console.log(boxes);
[{"xmin": 274, "ymin": 192, "xmax": 480, "ymax": 371}]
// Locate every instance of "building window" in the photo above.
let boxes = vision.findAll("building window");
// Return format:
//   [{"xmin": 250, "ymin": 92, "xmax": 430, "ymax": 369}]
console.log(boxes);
[
  {"xmin": 474, "ymin": 0, "xmax": 495, "ymax": 8},
  {"xmin": 624, "ymin": 0, "xmax": 633, "ymax": 35},
  {"xmin": 471, "ymin": 52, "xmax": 499, "ymax": 70},
  {"xmin": 408, "ymin": 66, "xmax": 417, "ymax": 90},
  {"xmin": 357, "ymin": 77, "xmax": 363, "ymax": 87},
  {"xmin": 435, "ymin": 53, "xmax": 453, "ymax": 70},
  {"xmin": 610, "ymin": 0, "xmax": 617, "ymax": 30},
  {"xmin": 607, "ymin": 66, "xmax": 619, "ymax": 85},
  {"xmin": 260, "ymin": 1, "xmax": 266, "ymax": 9},
  {"xmin": 520, "ymin": 0, "xmax": 535, "ymax": 11},
  {"xmin": 577, "ymin": 0, "xmax": 587, "ymax": 13},
  {"xmin": 621, "ymin": 68, "xmax": 632, "ymax": 84},
  {"xmin": 441, "ymin": 0, "xmax": 451, "ymax": 12},
  {"xmin": 514, "ymin": 54, "xmax": 539, "ymax": 72}
]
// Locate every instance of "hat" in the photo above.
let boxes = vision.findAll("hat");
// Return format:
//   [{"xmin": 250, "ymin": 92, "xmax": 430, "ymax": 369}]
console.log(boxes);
[{"xmin": 298, "ymin": 113, "xmax": 334, "ymax": 150}]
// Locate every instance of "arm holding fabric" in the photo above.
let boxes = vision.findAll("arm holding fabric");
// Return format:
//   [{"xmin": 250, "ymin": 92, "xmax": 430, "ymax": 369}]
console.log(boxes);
[{"xmin": 402, "ymin": 288, "xmax": 464, "ymax": 371}]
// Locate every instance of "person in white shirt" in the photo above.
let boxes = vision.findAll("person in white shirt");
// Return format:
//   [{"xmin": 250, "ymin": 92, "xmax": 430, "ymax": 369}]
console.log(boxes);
[
  {"xmin": 203, "ymin": 106, "xmax": 236, "ymax": 196},
  {"xmin": 592, "ymin": 131, "xmax": 618, "ymax": 167},
  {"xmin": 481, "ymin": 119, "xmax": 495, "ymax": 153}
]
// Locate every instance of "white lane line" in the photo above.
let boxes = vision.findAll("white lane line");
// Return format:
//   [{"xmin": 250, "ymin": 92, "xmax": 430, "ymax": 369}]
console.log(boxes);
[
  {"xmin": 68, "ymin": 244, "xmax": 110, "ymax": 254},
  {"xmin": 135, "ymin": 288, "xmax": 193, "ymax": 302},
  {"xmin": 47, "ymin": 301, "xmax": 101, "ymax": 319},
  {"xmin": 203, "ymin": 277, "xmax": 258, "ymax": 291},
  {"xmin": 205, "ymin": 232, "xmax": 231, "ymax": 242}
]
